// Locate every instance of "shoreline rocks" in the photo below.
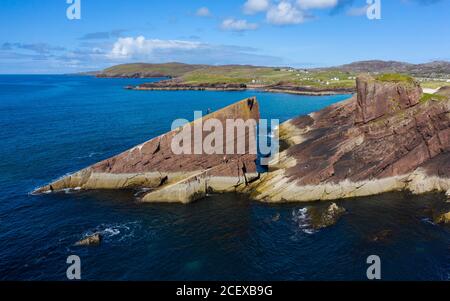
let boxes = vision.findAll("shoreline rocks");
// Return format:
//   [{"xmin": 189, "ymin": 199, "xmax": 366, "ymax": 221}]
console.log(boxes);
[
  {"xmin": 127, "ymin": 79, "xmax": 355, "ymax": 96},
  {"xmin": 131, "ymin": 80, "xmax": 247, "ymax": 92},
  {"xmin": 262, "ymin": 83, "xmax": 355, "ymax": 96},
  {"xmin": 434, "ymin": 211, "xmax": 450, "ymax": 224},
  {"xmin": 75, "ymin": 233, "xmax": 102, "ymax": 246},
  {"xmin": 369, "ymin": 230, "xmax": 393, "ymax": 243},
  {"xmin": 309, "ymin": 203, "xmax": 346, "ymax": 230}
]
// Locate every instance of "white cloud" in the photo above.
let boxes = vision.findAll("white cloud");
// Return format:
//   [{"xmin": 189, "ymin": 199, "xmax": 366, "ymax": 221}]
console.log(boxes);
[
  {"xmin": 196, "ymin": 7, "xmax": 211, "ymax": 17},
  {"xmin": 243, "ymin": 0, "xmax": 270, "ymax": 14},
  {"xmin": 266, "ymin": 1, "xmax": 305, "ymax": 25},
  {"xmin": 109, "ymin": 36, "xmax": 201, "ymax": 59},
  {"xmin": 296, "ymin": 0, "xmax": 338, "ymax": 9},
  {"xmin": 221, "ymin": 19, "xmax": 259, "ymax": 31},
  {"xmin": 346, "ymin": 5, "xmax": 369, "ymax": 16},
  {"xmin": 104, "ymin": 36, "xmax": 286, "ymax": 66}
]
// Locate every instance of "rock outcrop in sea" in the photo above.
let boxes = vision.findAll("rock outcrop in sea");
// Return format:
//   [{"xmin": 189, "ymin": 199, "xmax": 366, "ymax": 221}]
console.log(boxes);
[
  {"xmin": 249, "ymin": 74, "xmax": 450, "ymax": 202},
  {"xmin": 34, "ymin": 97, "xmax": 260, "ymax": 203},
  {"xmin": 308, "ymin": 203, "xmax": 346, "ymax": 230},
  {"xmin": 75, "ymin": 233, "xmax": 102, "ymax": 246},
  {"xmin": 434, "ymin": 211, "xmax": 450, "ymax": 224}
]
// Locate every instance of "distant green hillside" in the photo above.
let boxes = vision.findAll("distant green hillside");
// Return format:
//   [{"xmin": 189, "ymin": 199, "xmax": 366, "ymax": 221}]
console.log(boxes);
[
  {"xmin": 98, "ymin": 62, "xmax": 357, "ymax": 89},
  {"xmin": 180, "ymin": 65, "xmax": 356, "ymax": 88},
  {"xmin": 96, "ymin": 61, "xmax": 450, "ymax": 90},
  {"xmin": 97, "ymin": 62, "xmax": 206, "ymax": 78}
]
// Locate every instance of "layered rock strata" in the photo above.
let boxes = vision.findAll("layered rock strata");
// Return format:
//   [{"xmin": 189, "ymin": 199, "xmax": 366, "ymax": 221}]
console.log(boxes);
[
  {"xmin": 35, "ymin": 75, "xmax": 450, "ymax": 204},
  {"xmin": 249, "ymin": 75, "xmax": 450, "ymax": 202},
  {"xmin": 34, "ymin": 97, "xmax": 260, "ymax": 203}
]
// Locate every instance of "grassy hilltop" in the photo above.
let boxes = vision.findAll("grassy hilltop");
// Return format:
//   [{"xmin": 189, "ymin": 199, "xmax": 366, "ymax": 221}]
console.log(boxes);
[
  {"xmin": 98, "ymin": 62, "xmax": 357, "ymax": 90},
  {"xmin": 179, "ymin": 65, "xmax": 356, "ymax": 89},
  {"xmin": 98, "ymin": 62, "xmax": 206, "ymax": 78},
  {"xmin": 96, "ymin": 60, "xmax": 450, "ymax": 91}
]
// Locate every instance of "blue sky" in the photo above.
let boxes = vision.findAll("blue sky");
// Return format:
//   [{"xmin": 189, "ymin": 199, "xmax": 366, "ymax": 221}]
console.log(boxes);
[{"xmin": 0, "ymin": 0, "xmax": 449, "ymax": 73}]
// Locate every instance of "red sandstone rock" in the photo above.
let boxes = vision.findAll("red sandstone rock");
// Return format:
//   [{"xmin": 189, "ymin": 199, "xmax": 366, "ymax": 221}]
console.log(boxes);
[
  {"xmin": 251, "ymin": 74, "xmax": 450, "ymax": 202},
  {"xmin": 355, "ymin": 74, "xmax": 422, "ymax": 124},
  {"xmin": 34, "ymin": 97, "xmax": 260, "ymax": 203}
]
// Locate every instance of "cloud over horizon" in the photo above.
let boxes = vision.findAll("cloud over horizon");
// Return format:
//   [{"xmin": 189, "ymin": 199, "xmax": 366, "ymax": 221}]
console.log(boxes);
[
  {"xmin": 107, "ymin": 36, "xmax": 286, "ymax": 66},
  {"xmin": 109, "ymin": 36, "xmax": 202, "ymax": 59}
]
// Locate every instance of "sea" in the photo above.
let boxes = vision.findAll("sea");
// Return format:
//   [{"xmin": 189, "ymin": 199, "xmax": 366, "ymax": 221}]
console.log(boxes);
[{"xmin": 0, "ymin": 75, "xmax": 448, "ymax": 280}]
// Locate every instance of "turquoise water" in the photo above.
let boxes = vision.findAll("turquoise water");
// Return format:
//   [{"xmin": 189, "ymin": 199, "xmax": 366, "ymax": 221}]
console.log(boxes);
[{"xmin": 0, "ymin": 75, "xmax": 448, "ymax": 280}]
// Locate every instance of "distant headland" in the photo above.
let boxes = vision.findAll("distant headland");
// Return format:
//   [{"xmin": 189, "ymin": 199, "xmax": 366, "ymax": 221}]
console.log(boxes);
[{"xmin": 86, "ymin": 60, "xmax": 450, "ymax": 96}]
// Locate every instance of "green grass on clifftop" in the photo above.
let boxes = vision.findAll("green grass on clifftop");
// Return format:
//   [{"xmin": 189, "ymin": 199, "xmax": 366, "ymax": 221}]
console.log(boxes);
[
  {"xmin": 420, "ymin": 93, "xmax": 448, "ymax": 103},
  {"xmin": 101, "ymin": 62, "xmax": 205, "ymax": 77},
  {"xmin": 375, "ymin": 73, "xmax": 416, "ymax": 84},
  {"xmin": 181, "ymin": 66, "xmax": 356, "ymax": 88}
]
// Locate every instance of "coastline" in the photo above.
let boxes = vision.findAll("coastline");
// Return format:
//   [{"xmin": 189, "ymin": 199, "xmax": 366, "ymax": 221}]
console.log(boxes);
[
  {"xmin": 125, "ymin": 84, "xmax": 355, "ymax": 96},
  {"xmin": 126, "ymin": 85, "xmax": 247, "ymax": 92}
]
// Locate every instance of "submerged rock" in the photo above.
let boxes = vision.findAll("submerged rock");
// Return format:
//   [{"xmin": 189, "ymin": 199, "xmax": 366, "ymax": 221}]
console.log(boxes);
[
  {"xmin": 308, "ymin": 203, "xmax": 346, "ymax": 230},
  {"xmin": 369, "ymin": 230, "xmax": 393, "ymax": 243},
  {"xmin": 433, "ymin": 211, "xmax": 450, "ymax": 224},
  {"xmin": 250, "ymin": 74, "xmax": 450, "ymax": 202},
  {"xmin": 272, "ymin": 212, "xmax": 280, "ymax": 222},
  {"xmin": 75, "ymin": 233, "xmax": 102, "ymax": 246}
]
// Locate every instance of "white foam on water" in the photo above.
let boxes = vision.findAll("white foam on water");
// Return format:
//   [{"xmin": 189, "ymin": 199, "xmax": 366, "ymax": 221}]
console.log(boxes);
[
  {"xmin": 420, "ymin": 217, "xmax": 436, "ymax": 226},
  {"xmin": 76, "ymin": 151, "xmax": 104, "ymax": 159},
  {"xmin": 292, "ymin": 207, "xmax": 317, "ymax": 235},
  {"xmin": 134, "ymin": 187, "xmax": 152, "ymax": 197},
  {"xmin": 80, "ymin": 221, "xmax": 145, "ymax": 244},
  {"xmin": 63, "ymin": 187, "xmax": 82, "ymax": 194}
]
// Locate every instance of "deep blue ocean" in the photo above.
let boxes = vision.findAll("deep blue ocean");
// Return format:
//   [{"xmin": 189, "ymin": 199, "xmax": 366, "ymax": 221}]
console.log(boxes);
[{"xmin": 0, "ymin": 75, "xmax": 448, "ymax": 280}]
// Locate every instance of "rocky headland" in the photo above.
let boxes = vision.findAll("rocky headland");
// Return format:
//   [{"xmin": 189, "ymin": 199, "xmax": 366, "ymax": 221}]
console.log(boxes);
[
  {"xmin": 249, "ymin": 74, "xmax": 450, "ymax": 202},
  {"xmin": 33, "ymin": 97, "xmax": 260, "ymax": 203},
  {"xmin": 261, "ymin": 83, "xmax": 355, "ymax": 96},
  {"xmin": 128, "ymin": 79, "xmax": 247, "ymax": 92},
  {"xmin": 35, "ymin": 74, "xmax": 450, "ymax": 206},
  {"xmin": 75, "ymin": 233, "xmax": 102, "ymax": 246}
]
